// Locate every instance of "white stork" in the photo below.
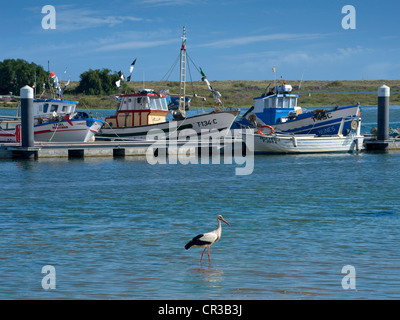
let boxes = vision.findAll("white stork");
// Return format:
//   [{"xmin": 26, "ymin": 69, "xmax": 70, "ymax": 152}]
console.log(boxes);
[{"xmin": 184, "ymin": 215, "xmax": 230, "ymax": 263}]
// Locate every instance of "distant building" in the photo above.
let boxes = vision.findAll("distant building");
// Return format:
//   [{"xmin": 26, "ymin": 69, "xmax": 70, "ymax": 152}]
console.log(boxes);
[{"xmin": 0, "ymin": 95, "xmax": 12, "ymax": 101}]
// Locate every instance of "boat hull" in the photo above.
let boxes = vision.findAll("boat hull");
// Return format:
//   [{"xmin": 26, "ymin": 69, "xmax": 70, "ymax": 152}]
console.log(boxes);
[
  {"xmin": 273, "ymin": 105, "xmax": 360, "ymax": 135},
  {"xmin": 234, "ymin": 104, "xmax": 360, "ymax": 136},
  {"xmin": 34, "ymin": 119, "xmax": 104, "ymax": 142},
  {"xmin": 0, "ymin": 119, "xmax": 104, "ymax": 143},
  {"xmin": 247, "ymin": 133, "xmax": 364, "ymax": 154},
  {"xmin": 99, "ymin": 110, "xmax": 240, "ymax": 140}
]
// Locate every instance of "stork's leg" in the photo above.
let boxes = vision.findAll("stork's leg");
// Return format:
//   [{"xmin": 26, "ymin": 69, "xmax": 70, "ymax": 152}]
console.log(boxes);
[
  {"xmin": 200, "ymin": 248, "xmax": 207, "ymax": 263},
  {"xmin": 207, "ymin": 247, "xmax": 211, "ymax": 263}
]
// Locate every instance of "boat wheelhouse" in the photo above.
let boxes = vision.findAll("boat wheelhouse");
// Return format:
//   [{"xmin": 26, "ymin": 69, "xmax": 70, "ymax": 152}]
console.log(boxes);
[
  {"xmin": 33, "ymin": 99, "xmax": 77, "ymax": 118},
  {"xmin": 105, "ymin": 90, "xmax": 169, "ymax": 129},
  {"xmin": 252, "ymin": 84, "xmax": 301, "ymax": 125}
]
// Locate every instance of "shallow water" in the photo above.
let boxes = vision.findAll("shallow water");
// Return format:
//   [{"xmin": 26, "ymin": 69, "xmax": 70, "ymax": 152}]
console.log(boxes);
[{"xmin": 0, "ymin": 105, "xmax": 399, "ymax": 299}]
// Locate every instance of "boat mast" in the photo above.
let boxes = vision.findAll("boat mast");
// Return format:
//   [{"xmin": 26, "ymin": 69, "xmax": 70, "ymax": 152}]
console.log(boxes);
[{"xmin": 178, "ymin": 26, "xmax": 187, "ymax": 118}]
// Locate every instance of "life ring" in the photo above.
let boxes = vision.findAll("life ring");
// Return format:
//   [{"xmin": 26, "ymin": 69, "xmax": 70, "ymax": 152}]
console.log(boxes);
[
  {"xmin": 350, "ymin": 119, "xmax": 358, "ymax": 130},
  {"xmin": 257, "ymin": 125, "xmax": 274, "ymax": 135}
]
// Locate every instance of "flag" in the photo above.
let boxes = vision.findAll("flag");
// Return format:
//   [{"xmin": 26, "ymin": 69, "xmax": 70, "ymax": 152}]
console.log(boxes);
[
  {"xmin": 49, "ymin": 71, "xmax": 56, "ymax": 78},
  {"xmin": 65, "ymin": 115, "xmax": 73, "ymax": 126},
  {"xmin": 199, "ymin": 67, "xmax": 206, "ymax": 78},
  {"xmin": 181, "ymin": 39, "xmax": 186, "ymax": 50},
  {"xmin": 32, "ymin": 82, "xmax": 36, "ymax": 88},
  {"xmin": 272, "ymin": 67, "xmax": 276, "ymax": 73},
  {"xmin": 128, "ymin": 58, "xmax": 136, "ymax": 82},
  {"xmin": 203, "ymin": 78, "xmax": 213, "ymax": 92},
  {"xmin": 115, "ymin": 80, "xmax": 121, "ymax": 88}
]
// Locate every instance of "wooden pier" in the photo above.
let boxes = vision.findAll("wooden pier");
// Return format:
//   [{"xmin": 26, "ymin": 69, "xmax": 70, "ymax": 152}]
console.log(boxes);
[{"xmin": 0, "ymin": 138, "xmax": 244, "ymax": 160}]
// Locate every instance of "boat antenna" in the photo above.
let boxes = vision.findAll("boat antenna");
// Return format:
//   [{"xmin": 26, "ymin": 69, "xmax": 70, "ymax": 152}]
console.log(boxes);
[
  {"xmin": 299, "ymin": 70, "xmax": 305, "ymax": 90},
  {"xmin": 178, "ymin": 26, "xmax": 187, "ymax": 118}
]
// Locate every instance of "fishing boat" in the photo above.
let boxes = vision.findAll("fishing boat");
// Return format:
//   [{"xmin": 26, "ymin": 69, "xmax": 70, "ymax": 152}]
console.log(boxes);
[
  {"xmin": 233, "ymin": 82, "xmax": 361, "ymax": 136},
  {"xmin": 0, "ymin": 116, "xmax": 19, "ymax": 142},
  {"xmin": 245, "ymin": 118, "xmax": 364, "ymax": 154},
  {"xmin": 98, "ymin": 27, "xmax": 239, "ymax": 141},
  {"xmin": 0, "ymin": 98, "xmax": 104, "ymax": 143}
]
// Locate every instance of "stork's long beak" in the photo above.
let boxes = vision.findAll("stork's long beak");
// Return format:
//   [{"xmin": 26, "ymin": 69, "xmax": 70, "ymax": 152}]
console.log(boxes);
[{"xmin": 222, "ymin": 218, "xmax": 230, "ymax": 226}]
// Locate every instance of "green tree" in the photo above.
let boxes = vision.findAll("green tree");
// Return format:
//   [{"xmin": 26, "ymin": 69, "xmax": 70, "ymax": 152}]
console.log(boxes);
[
  {"xmin": 76, "ymin": 68, "xmax": 120, "ymax": 95},
  {"xmin": 0, "ymin": 59, "xmax": 48, "ymax": 95}
]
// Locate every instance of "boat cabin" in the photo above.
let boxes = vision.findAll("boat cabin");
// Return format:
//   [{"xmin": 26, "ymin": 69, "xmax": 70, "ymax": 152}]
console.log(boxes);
[
  {"xmin": 106, "ymin": 90, "xmax": 169, "ymax": 128},
  {"xmin": 34, "ymin": 99, "xmax": 78, "ymax": 118},
  {"xmin": 253, "ymin": 84, "xmax": 301, "ymax": 124}
]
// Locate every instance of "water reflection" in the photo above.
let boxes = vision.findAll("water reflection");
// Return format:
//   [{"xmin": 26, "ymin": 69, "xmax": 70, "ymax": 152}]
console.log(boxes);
[{"xmin": 190, "ymin": 265, "xmax": 224, "ymax": 286}]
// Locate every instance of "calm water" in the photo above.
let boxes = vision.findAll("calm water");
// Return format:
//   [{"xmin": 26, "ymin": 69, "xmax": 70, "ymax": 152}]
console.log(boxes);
[{"xmin": 1, "ymin": 106, "xmax": 400, "ymax": 300}]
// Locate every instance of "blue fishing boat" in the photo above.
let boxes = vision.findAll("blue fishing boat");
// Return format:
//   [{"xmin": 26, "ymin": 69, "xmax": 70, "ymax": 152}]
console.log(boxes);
[{"xmin": 233, "ymin": 82, "xmax": 361, "ymax": 136}]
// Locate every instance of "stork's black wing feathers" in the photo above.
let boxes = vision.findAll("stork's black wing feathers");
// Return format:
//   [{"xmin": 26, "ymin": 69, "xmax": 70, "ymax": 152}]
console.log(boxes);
[{"xmin": 184, "ymin": 233, "xmax": 212, "ymax": 249}]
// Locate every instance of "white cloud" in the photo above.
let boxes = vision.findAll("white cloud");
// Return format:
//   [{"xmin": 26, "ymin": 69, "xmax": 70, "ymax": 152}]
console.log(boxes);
[
  {"xmin": 201, "ymin": 33, "xmax": 324, "ymax": 48},
  {"xmin": 139, "ymin": 0, "xmax": 199, "ymax": 6},
  {"xmin": 216, "ymin": 45, "xmax": 378, "ymax": 79},
  {"xmin": 53, "ymin": 5, "xmax": 146, "ymax": 31},
  {"xmin": 95, "ymin": 39, "xmax": 175, "ymax": 52}
]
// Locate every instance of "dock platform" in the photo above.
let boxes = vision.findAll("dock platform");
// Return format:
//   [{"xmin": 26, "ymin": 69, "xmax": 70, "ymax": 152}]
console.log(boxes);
[
  {"xmin": 0, "ymin": 138, "xmax": 244, "ymax": 160},
  {"xmin": 364, "ymin": 137, "xmax": 400, "ymax": 152}
]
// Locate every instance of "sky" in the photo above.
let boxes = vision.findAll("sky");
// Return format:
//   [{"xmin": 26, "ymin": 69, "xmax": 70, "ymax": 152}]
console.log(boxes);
[{"xmin": 1, "ymin": 0, "xmax": 400, "ymax": 82}]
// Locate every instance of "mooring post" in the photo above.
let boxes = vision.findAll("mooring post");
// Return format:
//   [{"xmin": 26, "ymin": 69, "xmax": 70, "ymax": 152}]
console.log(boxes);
[
  {"xmin": 20, "ymin": 85, "xmax": 34, "ymax": 148},
  {"xmin": 377, "ymin": 84, "xmax": 390, "ymax": 141}
]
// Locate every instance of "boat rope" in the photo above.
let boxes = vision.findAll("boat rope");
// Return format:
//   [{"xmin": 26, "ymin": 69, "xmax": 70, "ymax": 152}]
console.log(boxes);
[
  {"xmin": 48, "ymin": 120, "xmax": 61, "ymax": 142},
  {"xmin": 161, "ymin": 53, "xmax": 180, "ymax": 81},
  {"xmin": 102, "ymin": 121, "xmax": 129, "ymax": 141},
  {"xmin": 186, "ymin": 53, "xmax": 202, "ymax": 75}
]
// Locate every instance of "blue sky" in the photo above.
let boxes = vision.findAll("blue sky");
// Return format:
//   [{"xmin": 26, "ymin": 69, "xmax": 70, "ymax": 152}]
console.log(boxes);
[{"xmin": 1, "ymin": 0, "xmax": 400, "ymax": 81}]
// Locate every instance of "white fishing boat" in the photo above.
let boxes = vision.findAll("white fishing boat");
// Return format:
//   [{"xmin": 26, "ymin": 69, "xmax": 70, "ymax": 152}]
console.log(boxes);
[
  {"xmin": 98, "ymin": 27, "xmax": 239, "ymax": 141},
  {"xmin": 0, "ymin": 116, "xmax": 19, "ymax": 142},
  {"xmin": 0, "ymin": 99, "xmax": 104, "ymax": 143},
  {"xmin": 245, "ymin": 119, "xmax": 364, "ymax": 154}
]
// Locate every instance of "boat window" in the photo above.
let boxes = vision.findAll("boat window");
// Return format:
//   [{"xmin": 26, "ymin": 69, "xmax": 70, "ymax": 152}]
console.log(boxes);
[
  {"xmin": 120, "ymin": 98, "xmax": 128, "ymax": 110},
  {"xmin": 265, "ymin": 97, "xmax": 276, "ymax": 109},
  {"xmin": 43, "ymin": 103, "xmax": 49, "ymax": 113},
  {"xmin": 149, "ymin": 98, "xmax": 158, "ymax": 110},
  {"xmin": 62, "ymin": 106, "xmax": 67, "ymax": 112},
  {"xmin": 277, "ymin": 97, "xmax": 284, "ymax": 108},
  {"xmin": 143, "ymin": 97, "xmax": 150, "ymax": 109},
  {"xmin": 161, "ymin": 98, "xmax": 168, "ymax": 110},
  {"xmin": 135, "ymin": 97, "xmax": 141, "ymax": 110},
  {"xmin": 288, "ymin": 98, "xmax": 296, "ymax": 108},
  {"xmin": 50, "ymin": 105, "xmax": 58, "ymax": 112},
  {"xmin": 156, "ymin": 98, "xmax": 163, "ymax": 110},
  {"xmin": 128, "ymin": 98, "xmax": 134, "ymax": 110},
  {"xmin": 282, "ymin": 97, "xmax": 288, "ymax": 108}
]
